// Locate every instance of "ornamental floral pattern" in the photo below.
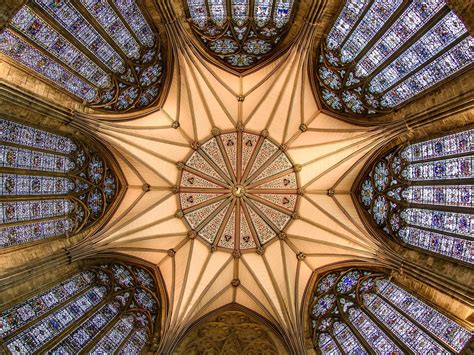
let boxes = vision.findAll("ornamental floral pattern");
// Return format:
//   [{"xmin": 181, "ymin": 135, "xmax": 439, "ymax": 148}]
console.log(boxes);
[
  {"xmin": 0, "ymin": 262, "xmax": 160, "ymax": 354},
  {"xmin": 185, "ymin": 0, "xmax": 296, "ymax": 69},
  {"xmin": 310, "ymin": 268, "xmax": 473, "ymax": 353},
  {"xmin": 0, "ymin": 118, "xmax": 119, "ymax": 248},
  {"xmin": 0, "ymin": 0, "xmax": 165, "ymax": 112},
  {"xmin": 178, "ymin": 130, "xmax": 300, "ymax": 252},
  {"xmin": 316, "ymin": 0, "xmax": 474, "ymax": 116},
  {"xmin": 359, "ymin": 128, "xmax": 473, "ymax": 263}
]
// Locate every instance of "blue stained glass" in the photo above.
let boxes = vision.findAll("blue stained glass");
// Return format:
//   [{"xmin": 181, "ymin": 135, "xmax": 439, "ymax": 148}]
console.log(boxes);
[
  {"xmin": 373, "ymin": 161, "xmax": 389, "ymax": 191},
  {"xmin": 312, "ymin": 294, "xmax": 336, "ymax": 317},
  {"xmin": 356, "ymin": 0, "xmax": 446, "ymax": 77},
  {"xmin": 376, "ymin": 279, "xmax": 473, "ymax": 352},
  {"xmin": 90, "ymin": 313, "xmax": 135, "ymax": 353},
  {"xmin": 363, "ymin": 293, "xmax": 445, "ymax": 353},
  {"xmin": 402, "ymin": 185, "xmax": 473, "ymax": 208},
  {"xmin": 370, "ymin": 11, "xmax": 468, "ymax": 94},
  {"xmin": 401, "ymin": 208, "xmax": 472, "ymax": 238},
  {"xmin": 132, "ymin": 266, "xmax": 155, "ymax": 289},
  {"xmin": 111, "ymin": 264, "xmax": 135, "ymax": 288},
  {"xmin": 336, "ymin": 271, "xmax": 360, "ymax": 293},
  {"xmin": 326, "ymin": 0, "xmax": 370, "ymax": 50},
  {"xmin": 332, "ymin": 321, "xmax": 367, "ymax": 354},
  {"xmin": 0, "ymin": 199, "xmax": 74, "ymax": 224},
  {"xmin": 11, "ymin": 6, "xmax": 111, "ymax": 89},
  {"xmin": 188, "ymin": 0, "xmax": 208, "ymax": 27},
  {"xmin": 273, "ymin": 0, "xmax": 294, "ymax": 28},
  {"xmin": 209, "ymin": 0, "xmax": 227, "ymax": 26},
  {"xmin": 401, "ymin": 129, "xmax": 473, "ymax": 162},
  {"xmin": 0, "ymin": 271, "xmax": 94, "ymax": 338},
  {"xmin": 0, "ymin": 145, "xmax": 75, "ymax": 172},
  {"xmin": 316, "ymin": 273, "xmax": 339, "ymax": 294},
  {"xmin": 399, "ymin": 226, "xmax": 472, "ymax": 263},
  {"xmin": 402, "ymin": 156, "xmax": 473, "ymax": 181},
  {"xmin": 372, "ymin": 195, "xmax": 388, "ymax": 225},
  {"xmin": 231, "ymin": 0, "xmax": 249, "ymax": 25},
  {"xmin": 341, "ymin": 0, "xmax": 403, "ymax": 63},
  {"xmin": 112, "ymin": 0, "xmax": 155, "ymax": 48},
  {"xmin": 34, "ymin": 0, "xmax": 125, "ymax": 73},
  {"xmin": 5, "ymin": 286, "xmax": 107, "ymax": 353},
  {"xmin": 118, "ymin": 328, "xmax": 148, "ymax": 354},
  {"xmin": 0, "ymin": 30, "xmax": 97, "ymax": 102},
  {"xmin": 318, "ymin": 333, "xmax": 341, "ymax": 354},
  {"xmin": 381, "ymin": 37, "xmax": 474, "ymax": 108},
  {"xmin": 361, "ymin": 179, "xmax": 374, "ymax": 207},
  {"xmin": 0, "ymin": 174, "xmax": 74, "ymax": 196},
  {"xmin": 254, "ymin": 0, "xmax": 273, "ymax": 27},
  {"xmin": 0, "ymin": 119, "xmax": 77, "ymax": 154},
  {"xmin": 80, "ymin": 0, "xmax": 140, "ymax": 60}
]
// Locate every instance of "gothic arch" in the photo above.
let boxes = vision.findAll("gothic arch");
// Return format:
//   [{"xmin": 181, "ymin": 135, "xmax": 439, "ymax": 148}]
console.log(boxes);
[
  {"xmin": 354, "ymin": 125, "xmax": 473, "ymax": 265},
  {"xmin": 312, "ymin": 0, "xmax": 474, "ymax": 123},
  {"xmin": 0, "ymin": 0, "xmax": 171, "ymax": 114},
  {"xmin": 0, "ymin": 258, "xmax": 164, "ymax": 354},
  {"xmin": 306, "ymin": 264, "xmax": 473, "ymax": 353},
  {"xmin": 0, "ymin": 115, "xmax": 125, "ymax": 251}
]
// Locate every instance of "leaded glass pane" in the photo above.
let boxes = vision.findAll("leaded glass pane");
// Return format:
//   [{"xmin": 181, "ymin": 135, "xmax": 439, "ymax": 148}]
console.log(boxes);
[
  {"xmin": 317, "ymin": 1, "xmax": 474, "ymax": 116},
  {"xmin": 118, "ymin": 328, "xmax": 148, "ymax": 354},
  {"xmin": 0, "ymin": 30, "xmax": 97, "ymax": 102},
  {"xmin": 209, "ymin": 0, "xmax": 227, "ymax": 26},
  {"xmin": 0, "ymin": 175, "xmax": 74, "ymax": 196},
  {"xmin": 401, "ymin": 208, "xmax": 472, "ymax": 237},
  {"xmin": 10, "ymin": 6, "xmax": 111, "ymax": 88},
  {"xmin": 188, "ymin": 0, "xmax": 208, "ymax": 27},
  {"xmin": 0, "ymin": 145, "xmax": 75, "ymax": 172},
  {"xmin": 318, "ymin": 333, "xmax": 341, "ymax": 354},
  {"xmin": 402, "ymin": 185, "xmax": 473, "ymax": 208},
  {"xmin": 332, "ymin": 321, "xmax": 366, "ymax": 354},
  {"xmin": 89, "ymin": 313, "xmax": 135, "ymax": 353},
  {"xmin": 112, "ymin": 0, "xmax": 155, "ymax": 47}
]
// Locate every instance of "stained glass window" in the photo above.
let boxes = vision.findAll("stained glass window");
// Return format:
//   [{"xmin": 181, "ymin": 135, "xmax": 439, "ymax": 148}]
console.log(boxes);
[
  {"xmin": 359, "ymin": 128, "xmax": 473, "ymax": 264},
  {"xmin": 0, "ymin": 118, "xmax": 118, "ymax": 248},
  {"xmin": 310, "ymin": 268, "xmax": 473, "ymax": 353},
  {"xmin": 185, "ymin": 0, "xmax": 296, "ymax": 69},
  {"xmin": 0, "ymin": 263, "xmax": 159, "ymax": 354},
  {"xmin": 316, "ymin": 0, "xmax": 474, "ymax": 116},
  {"xmin": 0, "ymin": 1, "xmax": 165, "ymax": 112}
]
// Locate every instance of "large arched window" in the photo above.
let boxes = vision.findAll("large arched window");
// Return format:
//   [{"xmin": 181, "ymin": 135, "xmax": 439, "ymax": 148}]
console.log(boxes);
[
  {"xmin": 0, "ymin": 118, "xmax": 119, "ymax": 248},
  {"xmin": 358, "ymin": 128, "xmax": 472, "ymax": 264},
  {"xmin": 185, "ymin": 0, "xmax": 297, "ymax": 70},
  {"xmin": 316, "ymin": 0, "xmax": 474, "ymax": 117},
  {"xmin": 310, "ymin": 268, "xmax": 472, "ymax": 353},
  {"xmin": 0, "ymin": 262, "xmax": 160, "ymax": 354},
  {"xmin": 0, "ymin": 1, "xmax": 165, "ymax": 112}
]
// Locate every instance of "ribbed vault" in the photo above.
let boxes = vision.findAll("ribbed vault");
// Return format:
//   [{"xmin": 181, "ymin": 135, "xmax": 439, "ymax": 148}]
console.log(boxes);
[{"xmin": 63, "ymin": 13, "xmax": 445, "ymax": 353}]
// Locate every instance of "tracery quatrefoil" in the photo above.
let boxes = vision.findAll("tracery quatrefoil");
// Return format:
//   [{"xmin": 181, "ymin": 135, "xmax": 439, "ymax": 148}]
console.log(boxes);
[{"xmin": 178, "ymin": 130, "xmax": 300, "ymax": 253}]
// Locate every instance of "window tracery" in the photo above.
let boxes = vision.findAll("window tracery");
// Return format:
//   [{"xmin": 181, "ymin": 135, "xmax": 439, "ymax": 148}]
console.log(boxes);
[
  {"xmin": 0, "ymin": 0, "xmax": 165, "ymax": 112},
  {"xmin": 359, "ymin": 128, "xmax": 473, "ymax": 264},
  {"xmin": 0, "ymin": 118, "xmax": 118, "ymax": 248},
  {"xmin": 0, "ymin": 262, "xmax": 160, "ymax": 354},
  {"xmin": 310, "ymin": 268, "xmax": 473, "ymax": 354},
  {"xmin": 185, "ymin": 0, "xmax": 297, "ymax": 70},
  {"xmin": 316, "ymin": 0, "xmax": 474, "ymax": 117}
]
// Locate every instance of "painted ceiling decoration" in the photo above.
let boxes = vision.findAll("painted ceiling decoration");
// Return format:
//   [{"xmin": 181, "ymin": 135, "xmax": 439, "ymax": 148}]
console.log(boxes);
[
  {"xmin": 178, "ymin": 129, "xmax": 300, "ymax": 253},
  {"xmin": 310, "ymin": 268, "xmax": 473, "ymax": 353},
  {"xmin": 359, "ymin": 128, "xmax": 473, "ymax": 264},
  {"xmin": 316, "ymin": 0, "xmax": 474, "ymax": 117},
  {"xmin": 0, "ymin": 117, "xmax": 119, "ymax": 249},
  {"xmin": 185, "ymin": 0, "xmax": 297, "ymax": 69},
  {"xmin": 0, "ymin": 262, "xmax": 160, "ymax": 354},
  {"xmin": 0, "ymin": 0, "xmax": 165, "ymax": 112}
]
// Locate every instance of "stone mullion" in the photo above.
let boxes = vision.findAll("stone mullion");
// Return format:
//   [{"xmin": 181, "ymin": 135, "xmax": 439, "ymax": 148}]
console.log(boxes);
[
  {"xmin": 2, "ymin": 284, "xmax": 95, "ymax": 343},
  {"xmin": 0, "ymin": 166, "xmax": 73, "ymax": 176},
  {"xmin": 358, "ymin": 303, "xmax": 412, "ymax": 353},
  {"xmin": 345, "ymin": 0, "xmax": 411, "ymax": 75},
  {"xmin": 114, "ymin": 325, "xmax": 141, "ymax": 354},
  {"xmin": 376, "ymin": 290, "xmax": 453, "ymax": 353},
  {"xmin": 0, "ymin": 213, "xmax": 71, "ymax": 230},
  {"xmin": 337, "ymin": 0, "xmax": 374, "ymax": 52},
  {"xmin": 378, "ymin": 32, "xmax": 470, "ymax": 98},
  {"xmin": 26, "ymin": 2, "xmax": 116, "ymax": 78},
  {"xmin": 79, "ymin": 293, "xmax": 133, "ymax": 354},
  {"xmin": 69, "ymin": 1, "xmax": 136, "ymax": 71},
  {"xmin": 403, "ymin": 149, "xmax": 473, "ymax": 164},
  {"xmin": 403, "ymin": 200, "xmax": 472, "ymax": 215},
  {"xmin": 362, "ymin": 6, "xmax": 450, "ymax": 89}
]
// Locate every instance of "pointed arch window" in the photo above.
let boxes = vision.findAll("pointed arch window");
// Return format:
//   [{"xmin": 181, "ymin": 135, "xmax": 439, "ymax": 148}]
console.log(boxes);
[
  {"xmin": 0, "ymin": 118, "xmax": 119, "ymax": 248},
  {"xmin": 185, "ymin": 0, "xmax": 297, "ymax": 70},
  {"xmin": 359, "ymin": 128, "xmax": 473, "ymax": 264},
  {"xmin": 316, "ymin": 0, "xmax": 474, "ymax": 117},
  {"xmin": 0, "ymin": 262, "xmax": 160, "ymax": 354},
  {"xmin": 310, "ymin": 268, "xmax": 473, "ymax": 353},
  {"xmin": 0, "ymin": 1, "xmax": 165, "ymax": 112}
]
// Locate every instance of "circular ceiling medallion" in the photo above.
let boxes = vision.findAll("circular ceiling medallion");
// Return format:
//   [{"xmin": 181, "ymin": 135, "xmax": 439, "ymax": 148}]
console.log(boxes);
[{"xmin": 178, "ymin": 130, "xmax": 300, "ymax": 253}]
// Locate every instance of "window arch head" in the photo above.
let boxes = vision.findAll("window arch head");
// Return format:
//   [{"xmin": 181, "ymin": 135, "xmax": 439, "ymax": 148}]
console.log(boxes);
[
  {"xmin": 0, "ymin": 1, "xmax": 167, "ymax": 113},
  {"xmin": 310, "ymin": 267, "xmax": 473, "ymax": 353},
  {"xmin": 184, "ymin": 0, "xmax": 298, "ymax": 71},
  {"xmin": 0, "ymin": 261, "xmax": 161, "ymax": 354},
  {"xmin": 315, "ymin": 0, "xmax": 473, "ymax": 119},
  {"xmin": 0, "ymin": 117, "xmax": 122, "ymax": 249},
  {"xmin": 357, "ymin": 127, "xmax": 472, "ymax": 264}
]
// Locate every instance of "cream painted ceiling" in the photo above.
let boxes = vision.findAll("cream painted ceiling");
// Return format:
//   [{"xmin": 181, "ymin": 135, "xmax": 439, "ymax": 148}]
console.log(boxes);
[{"xmin": 69, "ymin": 21, "xmax": 392, "ymax": 352}]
